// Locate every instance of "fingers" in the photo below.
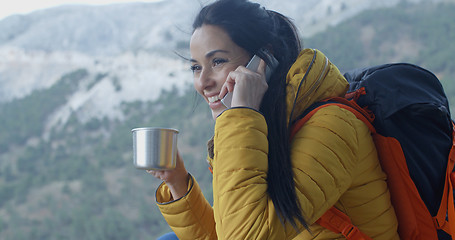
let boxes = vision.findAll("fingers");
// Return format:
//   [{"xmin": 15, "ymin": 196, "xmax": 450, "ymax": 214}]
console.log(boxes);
[
  {"xmin": 257, "ymin": 59, "xmax": 267, "ymax": 76},
  {"xmin": 217, "ymin": 61, "xmax": 268, "ymax": 109},
  {"xmin": 220, "ymin": 62, "xmax": 265, "ymax": 95},
  {"xmin": 146, "ymin": 150, "xmax": 188, "ymax": 184},
  {"xmin": 146, "ymin": 169, "xmax": 164, "ymax": 181},
  {"xmin": 219, "ymin": 72, "xmax": 237, "ymax": 99},
  {"xmin": 219, "ymin": 83, "xmax": 229, "ymax": 99}
]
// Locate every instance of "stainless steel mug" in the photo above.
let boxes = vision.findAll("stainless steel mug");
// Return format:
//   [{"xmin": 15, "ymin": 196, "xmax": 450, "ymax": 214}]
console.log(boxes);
[{"xmin": 132, "ymin": 127, "xmax": 179, "ymax": 170}]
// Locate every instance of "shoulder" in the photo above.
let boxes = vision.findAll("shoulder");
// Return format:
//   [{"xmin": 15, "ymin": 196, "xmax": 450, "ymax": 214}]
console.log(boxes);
[
  {"xmin": 290, "ymin": 105, "xmax": 363, "ymax": 167},
  {"xmin": 293, "ymin": 104, "xmax": 360, "ymax": 140}
]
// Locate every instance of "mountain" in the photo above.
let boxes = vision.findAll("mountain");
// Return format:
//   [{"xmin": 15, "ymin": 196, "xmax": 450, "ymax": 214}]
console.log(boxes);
[
  {"xmin": 0, "ymin": 0, "xmax": 454, "ymax": 239},
  {"xmin": 1, "ymin": 0, "xmax": 452, "ymax": 126},
  {"xmin": 1, "ymin": 0, "xmax": 453, "ymax": 122},
  {"xmin": 303, "ymin": 0, "xmax": 455, "ymax": 115},
  {"xmin": 0, "ymin": 0, "xmax": 198, "ymax": 108},
  {"xmin": 1, "ymin": 0, "xmax": 451, "ymax": 53},
  {"xmin": 0, "ymin": 0, "xmax": 195, "ymax": 55},
  {"xmin": 1, "ymin": 0, "xmax": 452, "ymax": 103}
]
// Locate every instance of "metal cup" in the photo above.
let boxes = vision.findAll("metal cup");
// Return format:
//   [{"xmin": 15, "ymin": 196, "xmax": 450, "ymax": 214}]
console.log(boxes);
[{"xmin": 132, "ymin": 127, "xmax": 179, "ymax": 170}]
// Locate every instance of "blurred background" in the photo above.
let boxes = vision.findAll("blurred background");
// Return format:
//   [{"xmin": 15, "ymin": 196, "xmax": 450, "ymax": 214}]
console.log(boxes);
[{"xmin": 0, "ymin": 0, "xmax": 454, "ymax": 239}]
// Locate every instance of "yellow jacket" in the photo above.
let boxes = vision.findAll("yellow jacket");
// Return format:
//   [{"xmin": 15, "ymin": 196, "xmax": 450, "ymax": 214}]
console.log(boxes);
[{"xmin": 156, "ymin": 49, "xmax": 399, "ymax": 239}]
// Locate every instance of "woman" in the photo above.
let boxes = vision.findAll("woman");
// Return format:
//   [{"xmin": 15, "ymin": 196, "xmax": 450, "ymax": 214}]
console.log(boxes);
[{"xmin": 150, "ymin": 0, "xmax": 399, "ymax": 239}]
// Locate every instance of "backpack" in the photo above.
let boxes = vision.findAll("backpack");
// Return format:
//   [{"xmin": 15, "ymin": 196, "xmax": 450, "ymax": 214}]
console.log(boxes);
[{"xmin": 290, "ymin": 63, "xmax": 455, "ymax": 239}]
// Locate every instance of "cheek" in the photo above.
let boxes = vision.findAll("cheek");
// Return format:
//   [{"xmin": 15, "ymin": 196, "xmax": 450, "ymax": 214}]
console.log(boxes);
[
  {"xmin": 215, "ymin": 69, "xmax": 232, "ymax": 85},
  {"xmin": 193, "ymin": 77, "xmax": 203, "ymax": 95}
]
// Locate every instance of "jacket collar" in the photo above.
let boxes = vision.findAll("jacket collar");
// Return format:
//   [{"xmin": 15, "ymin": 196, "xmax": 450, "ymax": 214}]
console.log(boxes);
[{"xmin": 285, "ymin": 49, "xmax": 349, "ymax": 124}]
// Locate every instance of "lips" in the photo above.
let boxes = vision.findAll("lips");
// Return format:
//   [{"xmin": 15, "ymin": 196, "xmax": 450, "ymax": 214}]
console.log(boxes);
[{"xmin": 205, "ymin": 93, "xmax": 225, "ymax": 110}]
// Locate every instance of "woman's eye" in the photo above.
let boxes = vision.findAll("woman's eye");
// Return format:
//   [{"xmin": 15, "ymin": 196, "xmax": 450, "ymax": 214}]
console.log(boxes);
[
  {"xmin": 212, "ymin": 58, "xmax": 227, "ymax": 67},
  {"xmin": 190, "ymin": 65, "xmax": 201, "ymax": 73}
]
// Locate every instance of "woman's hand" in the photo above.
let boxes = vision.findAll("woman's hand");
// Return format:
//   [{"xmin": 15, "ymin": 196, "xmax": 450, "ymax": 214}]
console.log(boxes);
[
  {"xmin": 219, "ymin": 59, "xmax": 268, "ymax": 110},
  {"xmin": 147, "ymin": 151, "xmax": 189, "ymax": 200}
]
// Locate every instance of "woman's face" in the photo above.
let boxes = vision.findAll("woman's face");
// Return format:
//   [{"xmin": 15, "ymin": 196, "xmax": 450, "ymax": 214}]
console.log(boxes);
[{"xmin": 190, "ymin": 24, "xmax": 250, "ymax": 120}]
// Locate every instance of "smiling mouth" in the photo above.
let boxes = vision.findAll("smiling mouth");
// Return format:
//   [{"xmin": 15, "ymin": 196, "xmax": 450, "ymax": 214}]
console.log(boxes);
[{"xmin": 208, "ymin": 95, "xmax": 221, "ymax": 103}]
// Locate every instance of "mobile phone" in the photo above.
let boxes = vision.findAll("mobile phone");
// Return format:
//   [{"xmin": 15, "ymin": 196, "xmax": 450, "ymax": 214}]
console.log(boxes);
[{"xmin": 221, "ymin": 50, "xmax": 278, "ymax": 108}]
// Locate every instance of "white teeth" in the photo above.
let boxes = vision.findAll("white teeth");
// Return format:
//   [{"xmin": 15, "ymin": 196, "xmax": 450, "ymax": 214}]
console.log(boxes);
[{"xmin": 208, "ymin": 95, "xmax": 221, "ymax": 103}]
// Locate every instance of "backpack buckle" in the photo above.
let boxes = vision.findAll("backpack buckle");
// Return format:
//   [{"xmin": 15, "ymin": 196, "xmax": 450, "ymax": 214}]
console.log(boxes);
[{"xmin": 433, "ymin": 217, "xmax": 443, "ymax": 229}]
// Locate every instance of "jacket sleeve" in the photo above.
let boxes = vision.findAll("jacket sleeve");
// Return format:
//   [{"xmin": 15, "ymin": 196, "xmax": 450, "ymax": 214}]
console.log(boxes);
[
  {"xmin": 212, "ymin": 106, "xmax": 359, "ymax": 239},
  {"xmin": 213, "ymin": 108, "xmax": 284, "ymax": 239},
  {"xmin": 156, "ymin": 174, "xmax": 217, "ymax": 240}
]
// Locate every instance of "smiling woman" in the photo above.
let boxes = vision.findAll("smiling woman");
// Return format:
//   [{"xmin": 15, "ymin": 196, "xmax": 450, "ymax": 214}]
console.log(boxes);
[{"xmin": 148, "ymin": 0, "xmax": 400, "ymax": 239}]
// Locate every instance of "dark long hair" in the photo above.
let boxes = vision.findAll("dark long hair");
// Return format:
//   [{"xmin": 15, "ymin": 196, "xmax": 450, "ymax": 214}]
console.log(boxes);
[{"xmin": 193, "ymin": 0, "xmax": 307, "ymax": 230}]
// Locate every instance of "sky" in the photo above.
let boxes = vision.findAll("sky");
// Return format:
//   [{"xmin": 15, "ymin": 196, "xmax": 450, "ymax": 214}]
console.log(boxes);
[{"xmin": 0, "ymin": 0, "xmax": 163, "ymax": 21}]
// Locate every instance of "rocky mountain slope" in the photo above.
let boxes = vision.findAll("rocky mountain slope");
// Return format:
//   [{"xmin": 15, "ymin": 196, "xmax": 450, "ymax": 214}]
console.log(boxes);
[{"xmin": 1, "ymin": 0, "xmax": 452, "ymax": 127}]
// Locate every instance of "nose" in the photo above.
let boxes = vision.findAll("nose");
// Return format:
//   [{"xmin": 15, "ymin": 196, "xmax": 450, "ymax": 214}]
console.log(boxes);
[{"xmin": 195, "ymin": 67, "xmax": 214, "ymax": 91}]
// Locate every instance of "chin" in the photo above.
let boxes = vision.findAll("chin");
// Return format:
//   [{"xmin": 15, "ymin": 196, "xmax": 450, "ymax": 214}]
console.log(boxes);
[
  {"xmin": 212, "ymin": 111, "xmax": 219, "ymax": 120},
  {"xmin": 210, "ymin": 105, "xmax": 226, "ymax": 120}
]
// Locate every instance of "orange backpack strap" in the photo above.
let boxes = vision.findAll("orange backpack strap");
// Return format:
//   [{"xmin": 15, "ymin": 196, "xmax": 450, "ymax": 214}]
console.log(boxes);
[
  {"xmin": 316, "ymin": 207, "xmax": 373, "ymax": 240},
  {"xmin": 373, "ymin": 134, "xmax": 437, "ymax": 239},
  {"xmin": 433, "ymin": 121, "xmax": 455, "ymax": 237},
  {"xmin": 290, "ymin": 97, "xmax": 375, "ymax": 140}
]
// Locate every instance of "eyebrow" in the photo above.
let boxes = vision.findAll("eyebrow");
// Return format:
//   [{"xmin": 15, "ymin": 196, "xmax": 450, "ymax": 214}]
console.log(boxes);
[{"xmin": 190, "ymin": 49, "xmax": 229, "ymax": 62}]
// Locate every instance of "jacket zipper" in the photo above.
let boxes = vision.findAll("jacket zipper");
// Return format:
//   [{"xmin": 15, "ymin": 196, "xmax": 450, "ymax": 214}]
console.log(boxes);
[{"xmin": 298, "ymin": 56, "xmax": 329, "ymax": 103}]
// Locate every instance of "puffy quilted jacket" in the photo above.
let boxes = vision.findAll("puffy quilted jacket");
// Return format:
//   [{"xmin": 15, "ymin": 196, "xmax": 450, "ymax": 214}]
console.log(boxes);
[{"xmin": 156, "ymin": 49, "xmax": 399, "ymax": 239}]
